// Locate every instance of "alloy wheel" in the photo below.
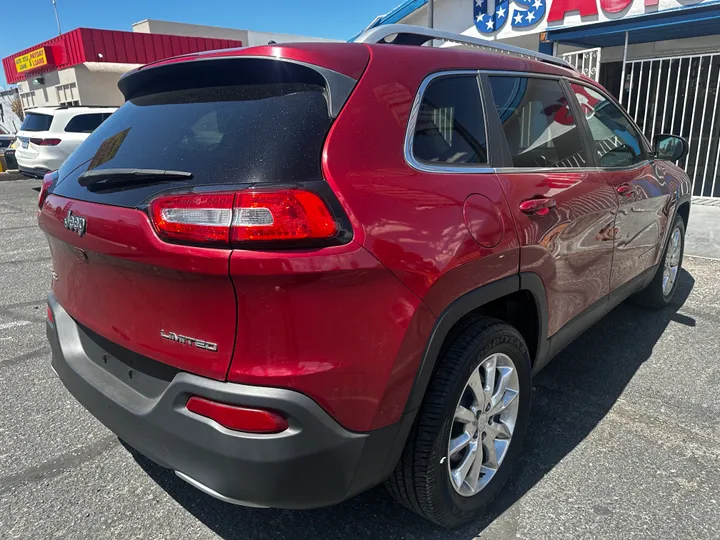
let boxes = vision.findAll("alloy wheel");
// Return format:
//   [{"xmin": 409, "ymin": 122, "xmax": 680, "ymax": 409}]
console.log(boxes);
[
  {"xmin": 447, "ymin": 353, "xmax": 520, "ymax": 497},
  {"xmin": 662, "ymin": 227, "xmax": 682, "ymax": 297}
]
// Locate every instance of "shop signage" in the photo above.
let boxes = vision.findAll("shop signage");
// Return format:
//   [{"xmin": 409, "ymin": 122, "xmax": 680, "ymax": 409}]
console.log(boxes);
[
  {"xmin": 474, "ymin": 0, "xmax": 707, "ymax": 36},
  {"xmin": 14, "ymin": 47, "xmax": 54, "ymax": 74}
]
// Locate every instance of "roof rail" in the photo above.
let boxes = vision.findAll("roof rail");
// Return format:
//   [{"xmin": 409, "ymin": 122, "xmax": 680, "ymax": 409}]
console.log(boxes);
[{"xmin": 353, "ymin": 24, "xmax": 574, "ymax": 71}]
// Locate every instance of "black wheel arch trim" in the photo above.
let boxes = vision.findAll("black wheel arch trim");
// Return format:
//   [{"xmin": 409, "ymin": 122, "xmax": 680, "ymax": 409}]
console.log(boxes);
[{"xmin": 403, "ymin": 273, "xmax": 549, "ymax": 413}]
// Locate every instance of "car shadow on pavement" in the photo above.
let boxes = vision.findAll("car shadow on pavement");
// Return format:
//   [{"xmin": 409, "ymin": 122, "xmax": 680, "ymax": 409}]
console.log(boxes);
[{"xmin": 125, "ymin": 269, "xmax": 695, "ymax": 540}]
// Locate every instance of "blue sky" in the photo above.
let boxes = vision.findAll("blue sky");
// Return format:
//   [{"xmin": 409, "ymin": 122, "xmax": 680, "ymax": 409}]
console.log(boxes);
[{"xmin": 2, "ymin": 0, "xmax": 402, "ymax": 85}]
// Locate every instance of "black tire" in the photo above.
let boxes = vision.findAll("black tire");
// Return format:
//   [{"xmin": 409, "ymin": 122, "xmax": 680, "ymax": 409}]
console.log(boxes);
[
  {"xmin": 385, "ymin": 318, "xmax": 532, "ymax": 528},
  {"xmin": 634, "ymin": 215, "xmax": 685, "ymax": 309}
]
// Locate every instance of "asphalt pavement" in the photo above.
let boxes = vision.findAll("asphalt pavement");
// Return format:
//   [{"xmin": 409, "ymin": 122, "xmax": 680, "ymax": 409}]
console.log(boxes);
[{"xmin": 1, "ymin": 178, "xmax": 719, "ymax": 539}]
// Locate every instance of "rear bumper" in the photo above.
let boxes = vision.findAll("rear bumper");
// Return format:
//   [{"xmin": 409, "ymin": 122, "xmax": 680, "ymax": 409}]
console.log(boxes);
[
  {"xmin": 18, "ymin": 164, "xmax": 50, "ymax": 178},
  {"xmin": 47, "ymin": 294, "xmax": 412, "ymax": 508}
]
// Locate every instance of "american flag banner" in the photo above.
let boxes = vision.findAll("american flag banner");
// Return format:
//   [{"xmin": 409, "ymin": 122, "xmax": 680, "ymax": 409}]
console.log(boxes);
[{"xmin": 474, "ymin": 0, "xmax": 547, "ymax": 35}]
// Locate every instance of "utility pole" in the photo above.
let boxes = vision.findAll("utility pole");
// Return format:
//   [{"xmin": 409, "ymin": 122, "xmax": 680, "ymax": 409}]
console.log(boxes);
[
  {"xmin": 52, "ymin": 0, "xmax": 62, "ymax": 36},
  {"xmin": 428, "ymin": 0, "xmax": 434, "ymax": 47}
]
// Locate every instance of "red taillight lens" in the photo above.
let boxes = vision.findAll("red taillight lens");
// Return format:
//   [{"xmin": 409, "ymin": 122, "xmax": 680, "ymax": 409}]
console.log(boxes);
[
  {"xmin": 30, "ymin": 138, "xmax": 62, "ymax": 146},
  {"xmin": 186, "ymin": 396, "xmax": 289, "ymax": 433},
  {"xmin": 232, "ymin": 190, "xmax": 336, "ymax": 242},
  {"xmin": 47, "ymin": 305, "xmax": 54, "ymax": 324},
  {"xmin": 148, "ymin": 189, "xmax": 337, "ymax": 247},
  {"xmin": 39, "ymin": 170, "xmax": 57, "ymax": 209},
  {"xmin": 149, "ymin": 193, "xmax": 234, "ymax": 245}
]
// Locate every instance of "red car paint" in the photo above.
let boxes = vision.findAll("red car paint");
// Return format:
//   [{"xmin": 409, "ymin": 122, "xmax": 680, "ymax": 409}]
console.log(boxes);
[
  {"xmin": 38, "ymin": 194, "xmax": 237, "ymax": 380},
  {"xmin": 39, "ymin": 40, "xmax": 689, "ymax": 436}
]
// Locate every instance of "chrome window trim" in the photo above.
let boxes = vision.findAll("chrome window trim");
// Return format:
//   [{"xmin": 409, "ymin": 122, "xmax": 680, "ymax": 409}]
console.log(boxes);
[
  {"xmin": 404, "ymin": 70, "xmax": 494, "ymax": 175},
  {"xmin": 493, "ymin": 167, "xmax": 601, "ymax": 174},
  {"xmin": 596, "ymin": 160, "xmax": 653, "ymax": 173},
  {"xmin": 404, "ymin": 69, "xmax": 650, "ymax": 175}
]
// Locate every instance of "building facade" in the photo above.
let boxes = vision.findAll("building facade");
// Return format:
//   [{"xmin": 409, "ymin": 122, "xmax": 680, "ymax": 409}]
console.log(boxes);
[{"xmin": 2, "ymin": 21, "xmax": 331, "ymax": 111}]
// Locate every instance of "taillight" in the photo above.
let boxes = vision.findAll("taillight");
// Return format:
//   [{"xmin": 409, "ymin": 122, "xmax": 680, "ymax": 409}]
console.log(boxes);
[
  {"xmin": 186, "ymin": 396, "xmax": 289, "ymax": 433},
  {"xmin": 30, "ymin": 138, "xmax": 62, "ymax": 146},
  {"xmin": 39, "ymin": 171, "xmax": 57, "ymax": 209},
  {"xmin": 149, "ymin": 193, "xmax": 234, "ymax": 245},
  {"xmin": 232, "ymin": 190, "xmax": 336, "ymax": 242},
  {"xmin": 148, "ymin": 189, "xmax": 338, "ymax": 247}
]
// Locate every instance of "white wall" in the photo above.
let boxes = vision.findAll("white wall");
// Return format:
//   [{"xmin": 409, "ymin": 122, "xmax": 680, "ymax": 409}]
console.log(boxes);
[
  {"xmin": 16, "ymin": 63, "xmax": 134, "ymax": 111},
  {"xmin": 0, "ymin": 88, "xmax": 22, "ymax": 134},
  {"xmin": 73, "ymin": 64, "xmax": 133, "ymax": 106},
  {"xmin": 17, "ymin": 68, "xmax": 77, "ymax": 109},
  {"xmin": 246, "ymin": 30, "xmax": 334, "ymax": 46},
  {"xmin": 133, "ymin": 19, "xmax": 249, "ymax": 42},
  {"xmin": 132, "ymin": 19, "xmax": 333, "ymax": 46}
]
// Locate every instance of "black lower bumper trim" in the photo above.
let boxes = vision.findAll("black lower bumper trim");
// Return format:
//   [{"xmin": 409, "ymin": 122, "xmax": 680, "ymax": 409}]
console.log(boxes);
[
  {"xmin": 47, "ymin": 294, "xmax": 413, "ymax": 509},
  {"xmin": 19, "ymin": 165, "xmax": 50, "ymax": 179}
]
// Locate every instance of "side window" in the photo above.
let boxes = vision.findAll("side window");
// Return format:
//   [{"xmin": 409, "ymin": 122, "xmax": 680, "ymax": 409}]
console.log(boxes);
[
  {"xmin": 65, "ymin": 114, "xmax": 108, "ymax": 134},
  {"xmin": 488, "ymin": 76, "xmax": 588, "ymax": 168},
  {"xmin": 569, "ymin": 83, "xmax": 646, "ymax": 168},
  {"xmin": 412, "ymin": 75, "xmax": 488, "ymax": 165}
]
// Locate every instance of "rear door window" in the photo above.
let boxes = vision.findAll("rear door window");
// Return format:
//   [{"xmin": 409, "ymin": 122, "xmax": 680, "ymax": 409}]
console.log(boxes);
[
  {"xmin": 488, "ymin": 76, "xmax": 589, "ymax": 168},
  {"xmin": 64, "ymin": 113, "xmax": 111, "ymax": 133},
  {"xmin": 54, "ymin": 82, "xmax": 332, "ymax": 207},
  {"xmin": 411, "ymin": 75, "xmax": 488, "ymax": 166},
  {"xmin": 20, "ymin": 113, "xmax": 53, "ymax": 132}
]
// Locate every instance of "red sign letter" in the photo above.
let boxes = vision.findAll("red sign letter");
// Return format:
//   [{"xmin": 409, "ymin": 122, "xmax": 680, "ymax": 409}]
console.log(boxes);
[
  {"xmin": 600, "ymin": 0, "xmax": 632, "ymax": 13},
  {"xmin": 548, "ymin": 0, "xmax": 599, "ymax": 23}
]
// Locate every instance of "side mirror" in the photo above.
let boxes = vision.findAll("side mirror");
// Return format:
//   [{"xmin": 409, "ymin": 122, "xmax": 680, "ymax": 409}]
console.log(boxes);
[{"xmin": 654, "ymin": 134, "xmax": 688, "ymax": 162}]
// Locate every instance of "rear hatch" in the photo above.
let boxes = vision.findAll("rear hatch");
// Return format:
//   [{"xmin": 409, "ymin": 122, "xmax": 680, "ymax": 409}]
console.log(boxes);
[
  {"xmin": 16, "ymin": 112, "xmax": 55, "ymax": 160},
  {"xmin": 38, "ymin": 51, "xmax": 367, "ymax": 380}
]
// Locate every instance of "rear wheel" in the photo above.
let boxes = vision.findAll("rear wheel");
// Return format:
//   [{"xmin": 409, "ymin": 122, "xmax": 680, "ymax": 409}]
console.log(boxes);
[
  {"xmin": 386, "ymin": 318, "xmax": 532, "ymax": 528},
  {"xmin": 635, "ymin": 215, "xmax": 685, "ymax": 309}
]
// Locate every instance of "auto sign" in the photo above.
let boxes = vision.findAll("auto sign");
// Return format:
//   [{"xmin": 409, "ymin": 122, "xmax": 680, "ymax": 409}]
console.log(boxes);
[{"xmin": 15, "ymin": 47, "xmax": 53, "ymax": 74}]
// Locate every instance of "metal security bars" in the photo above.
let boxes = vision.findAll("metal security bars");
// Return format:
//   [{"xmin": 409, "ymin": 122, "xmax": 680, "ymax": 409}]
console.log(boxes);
[
  {"xmin": 561, "ymin": 48, "xmax": 602, "ymax": 81},
  {"xmin": 620, "ymin": 53, "xmax": 720, "ymax": 197}
]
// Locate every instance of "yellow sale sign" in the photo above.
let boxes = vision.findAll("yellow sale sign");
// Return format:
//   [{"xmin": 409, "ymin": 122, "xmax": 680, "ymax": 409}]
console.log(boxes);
[{"xmin": 15, "ymin": 48, "xmax": 50, "ymax": 74}]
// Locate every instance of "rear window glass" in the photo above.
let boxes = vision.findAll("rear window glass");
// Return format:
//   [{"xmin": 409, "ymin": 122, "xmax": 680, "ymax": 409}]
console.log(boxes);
[
  {"xmin": 412, "ymin": 76, "xmax": 488, "ymax": 165},
  {"xmin": 0, "ymin": 139, "xmax": 11, "ymax": 148},
  {"xmin": 65, "ymin": 113, "xmax": 112, "ymax": 133},
  {"xmin": 55, "ymin": 83, "xmax": 331, "ymax": 206},
  {"xmin": 20, "ymin": 113, "xmax": 53, "ymax": 132}
]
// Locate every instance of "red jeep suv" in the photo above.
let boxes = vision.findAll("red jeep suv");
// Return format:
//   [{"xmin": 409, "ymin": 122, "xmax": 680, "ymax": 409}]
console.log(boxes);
[{"xmin": 39, "ymin": 25, "xmax": 691, "ymax": 527}]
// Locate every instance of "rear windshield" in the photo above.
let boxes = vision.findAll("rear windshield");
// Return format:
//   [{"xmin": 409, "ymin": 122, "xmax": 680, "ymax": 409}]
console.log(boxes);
[
  {"xmin": 20, "ymin": 113, "xmax": 53, "ymax": 132},
  {"xmin": 54, "ymin": 83, "xmax": 332, "ymax": 207}
]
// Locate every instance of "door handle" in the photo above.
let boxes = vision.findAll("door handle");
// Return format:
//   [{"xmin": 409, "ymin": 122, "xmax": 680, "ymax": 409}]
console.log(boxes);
[
  {"xmin": 519, "ymin": 198, "xmax": 556, "ymax": 216},
  {"xmin": 617, "ymin": 184, "xmax": 635, "ymax": 196}
]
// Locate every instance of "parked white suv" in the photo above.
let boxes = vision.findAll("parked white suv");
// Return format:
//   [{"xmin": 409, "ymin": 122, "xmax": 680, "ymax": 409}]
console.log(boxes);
[{"xmin": 15, "ymin": 106, "xmax": 116, "ymax": 178}]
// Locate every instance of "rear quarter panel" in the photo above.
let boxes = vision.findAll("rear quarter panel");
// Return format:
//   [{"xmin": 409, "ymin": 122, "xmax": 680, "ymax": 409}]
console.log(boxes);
[{"xmin": 319, "ymin": 46, "xmax": 532, "ymax": 427}]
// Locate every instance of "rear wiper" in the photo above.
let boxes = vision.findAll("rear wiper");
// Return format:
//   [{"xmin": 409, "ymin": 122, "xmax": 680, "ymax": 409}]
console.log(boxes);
[{"xmin": 78, "ymin": 168, "xmax": 193, "ymax": 191}]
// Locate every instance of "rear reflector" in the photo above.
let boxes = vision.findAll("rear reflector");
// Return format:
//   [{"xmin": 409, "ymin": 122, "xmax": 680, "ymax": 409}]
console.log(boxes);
[
  {"xmin": 30, "ymin": 138, "xmax": 62, "ymax": 146},
  {"xmin": 47, "ymin": 305, "xmax": 54, "ymax": 324},
  {"xmin": 186, "ymin": 396, "xmax": 289, "ymax": 433},
  {"xmin": 148, "ymin": 189, "xmax": 337, "ymax": 247}
]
